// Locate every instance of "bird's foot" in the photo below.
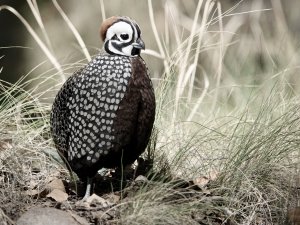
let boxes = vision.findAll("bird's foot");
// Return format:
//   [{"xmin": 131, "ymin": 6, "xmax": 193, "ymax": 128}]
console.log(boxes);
[{"xmin": 75, "ymin": 194, "xmax": 111, "ymax": 208}]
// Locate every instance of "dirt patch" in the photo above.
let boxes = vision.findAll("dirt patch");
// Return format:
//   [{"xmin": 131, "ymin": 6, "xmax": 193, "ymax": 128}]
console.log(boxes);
[{"xmin": 0, "ymin": 161, "xmax": 225, "ymax": 225}]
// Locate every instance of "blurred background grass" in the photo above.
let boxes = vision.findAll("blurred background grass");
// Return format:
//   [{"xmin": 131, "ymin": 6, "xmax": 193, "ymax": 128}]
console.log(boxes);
[{"xmin": 1, "ymin": 0, "xmax": 300, "ymax": 91}]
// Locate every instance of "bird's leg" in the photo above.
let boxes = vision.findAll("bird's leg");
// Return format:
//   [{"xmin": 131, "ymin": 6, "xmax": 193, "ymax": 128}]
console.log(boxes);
[{"xmin": 82, "ymin": 177, "xmax": 93, "ymax": 201}]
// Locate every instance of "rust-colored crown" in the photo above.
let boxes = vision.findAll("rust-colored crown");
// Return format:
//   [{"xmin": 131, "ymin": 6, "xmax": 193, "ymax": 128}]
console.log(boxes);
[{"xmin": 99, "ymin": 16, "xmax": 119, "ymax": 41}]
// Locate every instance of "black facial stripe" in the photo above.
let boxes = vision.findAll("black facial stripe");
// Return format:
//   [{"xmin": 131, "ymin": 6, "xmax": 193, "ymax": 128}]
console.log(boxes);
[
  {"xmin": 105, "ymin": 41, "xmax": 126, "ymax": 56},
  {"xmin": 112, "ymin": 41, "xmax": 124, "ymax": 52},
  {"xmin": 112, "ymin": 34, "xmax": 119, "ymax": 41},
  {"xmin": 104, "ymin": 41, "xmax": 114, "ymax": 55}
]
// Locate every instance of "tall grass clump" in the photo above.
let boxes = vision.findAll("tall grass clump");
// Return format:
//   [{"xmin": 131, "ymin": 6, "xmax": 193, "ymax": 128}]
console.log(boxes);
[
  {"xmin": 0, "ymin": 0, "xmax": 299, "ymax": 224},
  {"xmin": 0, "ymin": 73, "xmax": 67, "ymax": 219}
]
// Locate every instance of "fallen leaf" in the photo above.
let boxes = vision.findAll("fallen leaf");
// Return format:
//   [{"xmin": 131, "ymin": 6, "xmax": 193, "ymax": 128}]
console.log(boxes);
[
  {"xmin": 47, "ymin": 189, "xmax": 68, "ymax": 202},
  {"xmin": 193, "ymin": 176, "xmax": 210, "ymax": 188},
  {"xmin": 193, "ymin": 170, "xmax": 219, "ymax": 189},
  {"xmin": 45, "ymin": 178, "xmax": 66, "ymax": 193}
]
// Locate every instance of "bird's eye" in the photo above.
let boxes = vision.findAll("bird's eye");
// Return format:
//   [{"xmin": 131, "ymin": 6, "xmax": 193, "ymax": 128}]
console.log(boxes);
[{"xmin": 120, "ymin": 34, "xmax": 129, "ymax": 40}]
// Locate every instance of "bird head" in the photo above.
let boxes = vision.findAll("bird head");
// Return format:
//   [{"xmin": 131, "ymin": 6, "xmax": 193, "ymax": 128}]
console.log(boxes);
[{"xmin": 100, "ymin": 16, "xmax": 145, "ymax": 57}]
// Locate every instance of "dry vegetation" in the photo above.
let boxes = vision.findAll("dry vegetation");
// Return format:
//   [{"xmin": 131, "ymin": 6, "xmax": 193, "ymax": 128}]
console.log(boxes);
[{"xmin": 1, "ymin": 0, "xmax": 300, "ymax": 224}]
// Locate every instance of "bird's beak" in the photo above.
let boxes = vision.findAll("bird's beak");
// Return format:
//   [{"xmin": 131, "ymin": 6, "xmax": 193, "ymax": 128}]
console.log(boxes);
[{"xmin": 132, "ymin": 38, "xmax": 145, "ymax": 50}]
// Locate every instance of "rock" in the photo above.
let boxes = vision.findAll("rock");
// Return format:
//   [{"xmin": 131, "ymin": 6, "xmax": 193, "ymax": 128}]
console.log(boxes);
[{"xmin": 16, "ymin": 207, "xmax": 88, "ymax": 225}]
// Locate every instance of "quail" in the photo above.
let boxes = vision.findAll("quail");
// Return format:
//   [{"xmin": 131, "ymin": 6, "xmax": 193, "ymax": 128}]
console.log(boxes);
[{"xmin": 50, "ymin": 16, "xmax": 155, "ymax": 200}]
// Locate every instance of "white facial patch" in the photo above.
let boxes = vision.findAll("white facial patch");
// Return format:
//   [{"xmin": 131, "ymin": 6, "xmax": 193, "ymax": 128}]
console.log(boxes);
[
  {"xmin": 105, "ymin": 21, "xmax": 133, "ymax": 42},
  {"xmin": 121, "ymin": 45, "xmax": 134, "ymax": 56}
]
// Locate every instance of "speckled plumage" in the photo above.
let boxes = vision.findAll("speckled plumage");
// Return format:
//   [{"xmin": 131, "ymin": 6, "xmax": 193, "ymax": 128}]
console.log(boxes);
[
  {"xmin": 50, "ymin": 17, "xmax": 155, "ymax": 197},
  {"xmin": 51, "ymin": 52, "xmax": 155, "ymax": 178}
]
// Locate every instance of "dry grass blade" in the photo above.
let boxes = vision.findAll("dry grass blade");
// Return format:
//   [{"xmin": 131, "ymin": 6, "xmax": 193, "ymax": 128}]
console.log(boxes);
[
  {"xmin": 176, "ymin": 0, "xmax": 204, "ymax": 99},
  {"xmin": 209, "ymin": 1, "xmax": 224, "ymax": 114},
  {"xmin": 26, "ymin": 0, "xmax": 54, "ymax": 53},
  {"xmin": 147, "ymin": 0, "xmax": 166, "ymax": 60},
  {"xmin": 99, "ymin": 0, "xmax": 106, "ymax": 21},
  {"xmin": 0, "ymin": 5, "xmax": 65, "ymax": 82},
  {"xmin": 52, "ymin": 0, "xmax": 91, "ymax": 61}
]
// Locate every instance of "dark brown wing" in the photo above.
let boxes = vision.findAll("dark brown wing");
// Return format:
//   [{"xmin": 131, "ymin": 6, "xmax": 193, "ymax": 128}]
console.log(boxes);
[
  {"xmin": 112, "ymin": 56, "xmax": 155, "ymax": 165},
  {"xmin": 129, "ymin": 57, "xmax": 155, "ymax": 159}
]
